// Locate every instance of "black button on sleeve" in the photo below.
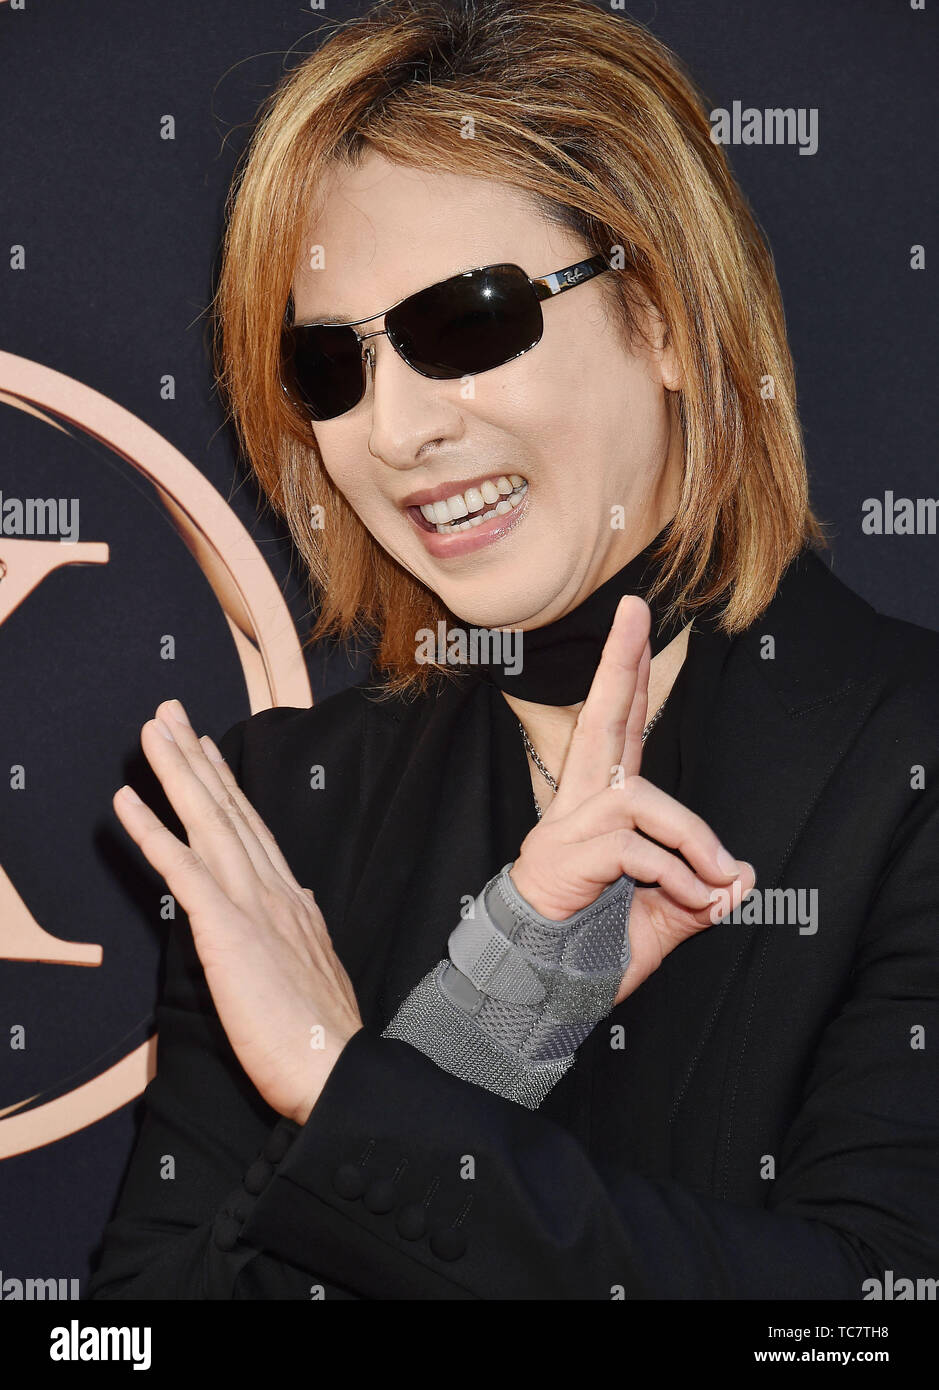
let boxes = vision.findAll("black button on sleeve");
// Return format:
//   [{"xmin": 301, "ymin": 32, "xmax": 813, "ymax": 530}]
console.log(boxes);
[
  {"xmin": 213, "ymin": 1214, "xmax": 241, "ymax": 1252},
  {"xmin": 395, "ymin": 1203, "xmax": 427, "ymax": 1241},
  {"xmin": 231, "ymin": 1196, "xmax": 253, "ymax": 1223},
  {"xmin": 332, "ymin": 1163, "xmax": 367, "ymax": 1200},
  {"xmin": 243, "ymin": 1158, "xmax": 274, "ymax": 1195},
  {"xmin": 363, "ymin": 1178, "xmax": 397, "ymax": 1214},
  {"xmin": 429, "ymin": 1227, "xmax": 467, "ymax": 1261}
]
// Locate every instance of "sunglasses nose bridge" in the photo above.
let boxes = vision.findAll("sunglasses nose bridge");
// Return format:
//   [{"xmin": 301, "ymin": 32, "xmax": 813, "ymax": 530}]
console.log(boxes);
[
  {"xmin": 360, "ymin": 335, "xmax": 414, "ymax": 404},
  {"xmin": 359, "ymin": 324, "xmax": 421, "ymax": 397},
  {"xmin": 354, "ymin": 323, "xmax": 386, "ymax": 400}
]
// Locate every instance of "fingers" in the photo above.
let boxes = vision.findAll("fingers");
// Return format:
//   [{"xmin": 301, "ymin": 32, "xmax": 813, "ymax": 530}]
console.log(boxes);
[
  {"xmin": 151, "ymin": 700, "xmax": 295, "ymax": 892},
  {"xmin": 561, "ymin": 775, "xmax": 748, "ymax": 888},
  {"xmin": 112, "ymin": 784, "xmax": 236, "ymax": 927},
  {"xmin": 622, "ymin": 638, "xmax": 651, "ymax": 778},
  {"xmin": 198, "ymin": 733, "xmax": 300, "ymax": 886},
  {"xmin": 702, "ymin": 864, "xmax": 757, "ymax": 923},
  {"xmin": 564, "ymin": 828, "xmax": 754, "ymax": 917},
  {"xmin": 552, "ymin": 594, "xmax": 651, "ymax": 813},
  {"xmin": 137, "ymin": 712, "xmax": 266, "ymax": 903},
  {"xmin": 570, "ymin": 828, "xmax": 729, "ymax": 913}
]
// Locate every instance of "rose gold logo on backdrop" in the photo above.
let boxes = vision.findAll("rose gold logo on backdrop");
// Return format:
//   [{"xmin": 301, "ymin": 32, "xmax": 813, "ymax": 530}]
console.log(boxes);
[{"xmin": 0, "ymin": 351, "xmax": 312, "ymax": 1157}]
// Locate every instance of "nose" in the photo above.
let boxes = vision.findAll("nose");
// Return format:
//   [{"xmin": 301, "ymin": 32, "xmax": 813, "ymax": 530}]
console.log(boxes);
[{"xmin": 364, "ymin": 333, "xmax": 464, "ymax": 469}]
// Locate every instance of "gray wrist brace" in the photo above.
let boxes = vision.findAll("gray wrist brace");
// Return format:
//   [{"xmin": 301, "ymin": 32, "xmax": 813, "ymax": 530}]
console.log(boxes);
[{"xmin": 381, "ymin": 861, "xmax": 634, "ymax": 1110}]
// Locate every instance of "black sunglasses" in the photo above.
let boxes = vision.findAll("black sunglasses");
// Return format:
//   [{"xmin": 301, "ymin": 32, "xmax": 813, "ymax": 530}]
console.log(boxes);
[{"xmin": 280, "ymin": 253, "xmax": 612, "ymax": 422}]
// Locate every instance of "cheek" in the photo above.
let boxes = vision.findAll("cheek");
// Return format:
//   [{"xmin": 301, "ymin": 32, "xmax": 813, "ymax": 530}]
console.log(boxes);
[
  {"xmin": 312, "ymin": 427, "xmax": 370, "ymax": 504},
  {"xmin": 491, "ymin": 339, "xmax": 659, "ymax": 477},
  {"xmin": 493, "ymin": 314, "xmax": 628, "ymax": 442},
  {"xmin": 581, "ymin": 349, "xmax": 670, "ymax": 466}
]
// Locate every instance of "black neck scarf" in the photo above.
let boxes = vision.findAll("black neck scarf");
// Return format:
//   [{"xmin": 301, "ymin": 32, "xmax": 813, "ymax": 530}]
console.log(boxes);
[{"xmin": 459, "ymin": 523, "xmax": 687, "ymax": 706}]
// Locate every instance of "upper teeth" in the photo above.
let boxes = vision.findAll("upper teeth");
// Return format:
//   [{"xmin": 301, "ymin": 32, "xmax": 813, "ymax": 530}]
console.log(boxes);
[{"xmin": 419, "ymin": 474, "xmax": 527, "ymax": 528}]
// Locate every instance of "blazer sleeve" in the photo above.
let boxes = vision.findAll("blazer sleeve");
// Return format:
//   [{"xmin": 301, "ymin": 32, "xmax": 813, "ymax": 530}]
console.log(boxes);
[{"xmin": 88, "ymin": 721, "xmax": 939, "ymax": 1300}]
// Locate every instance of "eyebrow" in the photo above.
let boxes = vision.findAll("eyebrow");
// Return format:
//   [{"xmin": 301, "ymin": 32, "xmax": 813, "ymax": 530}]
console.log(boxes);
[{"xmin": 292, "ymin": 311, "xmax": 355, "ymax": 328}]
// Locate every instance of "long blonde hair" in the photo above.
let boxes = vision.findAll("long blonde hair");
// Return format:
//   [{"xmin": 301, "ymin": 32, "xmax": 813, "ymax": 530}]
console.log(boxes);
[{"xmin": 213, "ymin": 0, "xmax": 826, "ymax": 699}]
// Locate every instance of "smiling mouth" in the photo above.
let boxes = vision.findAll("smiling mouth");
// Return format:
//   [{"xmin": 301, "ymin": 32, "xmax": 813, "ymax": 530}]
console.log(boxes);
[{"xmin": 407, "ymin": 475, "xmax": 529, "ymax": 533}]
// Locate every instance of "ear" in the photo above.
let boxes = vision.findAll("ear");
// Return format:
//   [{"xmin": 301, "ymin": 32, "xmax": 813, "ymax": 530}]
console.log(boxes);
[
  {"xmin": 655, "ymin": 323, "xmax": 682, "ymax": 393},
  {"xmin": 633, "ymin": 286, "xmax": 683, "ymax": 392}
]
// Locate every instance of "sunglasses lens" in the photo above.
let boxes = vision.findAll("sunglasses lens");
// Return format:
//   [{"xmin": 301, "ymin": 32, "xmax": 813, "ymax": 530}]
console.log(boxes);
[
  {"xmin": 387, "ymin": 264, "xmax": 542, "ymax": 379},
  {"xmin": 281, "ymin": 324, "xmax": 364, "ymax": 422}
]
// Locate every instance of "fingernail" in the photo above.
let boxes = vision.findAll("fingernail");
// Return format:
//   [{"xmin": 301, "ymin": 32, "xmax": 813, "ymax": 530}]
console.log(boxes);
[
  {"xmin": 119, "ymin": 785, "xmax": 142, "ymax": 805},
  {"xmin": 200, "ymin": 734, "xmax": 224, "ymax": 763},
  {"xmin": 716, "ymin": 846, "xmax": 737, "ymax": 875},
  {"xmin": 743, "ymin": 861, "xmax": 757, "ymax": 886},
  {"xmin": 167, "ymin": 700, "xmax": 191, "ymax": 727},
  {"xmin": 155, "ymin": 717, "xmax": 175, "ymax": 742}
]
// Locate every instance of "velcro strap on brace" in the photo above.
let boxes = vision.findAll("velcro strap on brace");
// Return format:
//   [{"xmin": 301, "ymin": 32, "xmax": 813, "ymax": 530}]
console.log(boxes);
[
  {"xmin": 447, "ymin": 914, "xmax": 546, "ymax": 1005},
  {"xmin": 447, "ymin": 913, "xmax": 623, "ymax": 1021}
]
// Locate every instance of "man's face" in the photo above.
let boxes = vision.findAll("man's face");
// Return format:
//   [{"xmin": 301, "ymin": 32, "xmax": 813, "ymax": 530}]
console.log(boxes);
[{"xmin": 291, "ymin": 149, "xmax": 684, "ymax": 629}]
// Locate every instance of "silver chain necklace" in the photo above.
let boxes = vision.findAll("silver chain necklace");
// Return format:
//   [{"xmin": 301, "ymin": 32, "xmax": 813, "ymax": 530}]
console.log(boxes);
[{"xmin": 519, "ymin": 695, "xmax": 670, "ymax": 821}]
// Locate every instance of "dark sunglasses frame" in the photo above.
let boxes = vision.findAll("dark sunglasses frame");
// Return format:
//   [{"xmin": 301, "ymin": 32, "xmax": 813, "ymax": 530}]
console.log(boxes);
[{"xmin": 280, "ymin": 252, "xmax": 613, "ymax": 422}]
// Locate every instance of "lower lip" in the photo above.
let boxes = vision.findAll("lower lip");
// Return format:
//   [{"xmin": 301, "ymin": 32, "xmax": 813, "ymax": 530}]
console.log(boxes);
[{"xmin": 404, "ymin": 488, "xmax": 531, "ymax": 558}]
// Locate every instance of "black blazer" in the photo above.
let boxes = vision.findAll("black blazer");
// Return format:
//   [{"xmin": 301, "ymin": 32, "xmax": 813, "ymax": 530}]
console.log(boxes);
[{"xmin": 87, "ymin": 550, "xmax": 939, "ymax": 1300}]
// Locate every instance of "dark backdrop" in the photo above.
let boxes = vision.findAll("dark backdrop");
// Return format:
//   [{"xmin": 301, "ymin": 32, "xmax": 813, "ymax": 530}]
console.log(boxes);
[{"xmin": 0, "ymin": 0, "xmax": 935, "ymax": 1294}]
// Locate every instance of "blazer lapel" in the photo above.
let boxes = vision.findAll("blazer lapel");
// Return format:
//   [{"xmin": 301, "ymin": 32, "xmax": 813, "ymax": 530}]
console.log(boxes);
[{"xmin": 664, "ymin": 550, "xmax": 885, "ymax": 1116}]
